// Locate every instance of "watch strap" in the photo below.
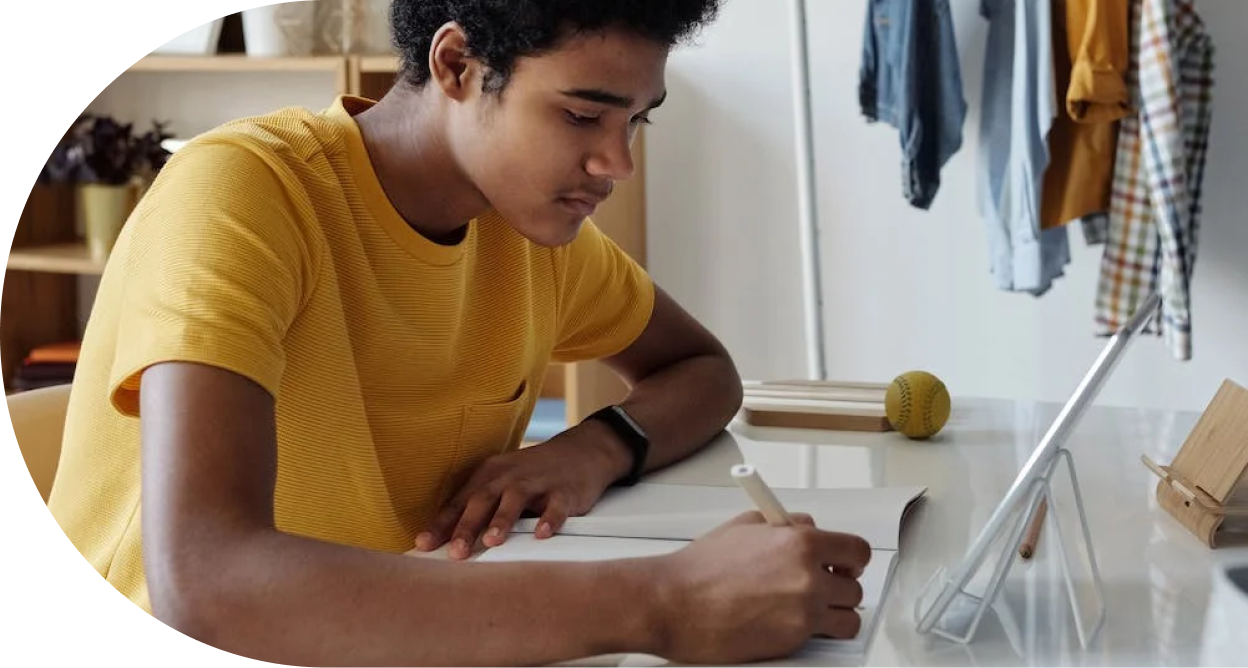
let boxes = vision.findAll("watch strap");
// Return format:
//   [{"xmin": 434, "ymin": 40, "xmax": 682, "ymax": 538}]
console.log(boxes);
[{"xmin": 584, "ymin": 405, "xmax": 650, "ymax": 487}]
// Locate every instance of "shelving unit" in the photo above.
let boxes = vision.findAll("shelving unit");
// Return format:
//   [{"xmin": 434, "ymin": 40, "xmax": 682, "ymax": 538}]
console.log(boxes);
[
  {"xmin": 120, "ymin": 53, "xmax": 394, "ymax": 100},
  {"xmin": 5, "ymin": 48, "xmax": 646, "ymax": 429},
  {"xmin": 4, "ymin": 184, "xmax": 82, "ymax": 389},
  {"xmin": 7, "ymin": 244, "xmax": 105, "ymax": 275},
  {"xmin": 130, "ymin": 54, "xmax": 347, "ymax": 73},
  {"xmin": 127, "ymin": 53, "xmax": 352, "ymax": 97},
  {"xmin": 349, "ymin": 54, "xmax": 401, "ymax": 101},
  {"xmin": 357, "ymin": 55, "xmax": 400, "ymax": 72}
]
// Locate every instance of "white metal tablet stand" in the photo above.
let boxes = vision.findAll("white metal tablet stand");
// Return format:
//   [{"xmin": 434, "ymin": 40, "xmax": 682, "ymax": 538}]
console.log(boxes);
[
  {"xmin": 912, "ymin": 446, "xmax": 1107, "ymax": 647},
  {"xmin": 911, "ymin": 293, "xmax": 1160, "ymax": 648}
]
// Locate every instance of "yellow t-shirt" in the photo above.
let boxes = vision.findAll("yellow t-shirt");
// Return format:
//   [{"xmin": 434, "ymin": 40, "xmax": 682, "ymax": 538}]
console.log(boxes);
[{"xmin": 46, "ymin": 95, "xmax": 655, "ymax": 612}]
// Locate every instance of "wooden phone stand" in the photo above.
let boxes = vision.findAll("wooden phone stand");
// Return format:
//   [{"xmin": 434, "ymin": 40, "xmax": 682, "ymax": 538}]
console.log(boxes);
[
  {"xmin": 740, "ymin": 379, "xmax": 893, "ymax": 432},
  {"xmin": 1142, "ymin": 379, "xmax": 1248, "ymax": 547}
]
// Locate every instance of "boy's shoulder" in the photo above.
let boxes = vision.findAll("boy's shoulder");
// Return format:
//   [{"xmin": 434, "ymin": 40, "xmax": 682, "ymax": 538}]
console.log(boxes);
[{"xmin": 177, "ymin": 103, "xmax": 347, "ymax": 175}]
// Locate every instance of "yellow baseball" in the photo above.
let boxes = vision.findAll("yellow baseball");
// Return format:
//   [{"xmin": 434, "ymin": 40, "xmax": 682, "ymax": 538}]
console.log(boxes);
[{"xmin": 885, "ymin": 371, "xmax": 951, "ymax": 440}]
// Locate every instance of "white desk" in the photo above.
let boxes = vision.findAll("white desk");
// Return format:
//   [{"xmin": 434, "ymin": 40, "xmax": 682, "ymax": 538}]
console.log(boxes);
[{"xmin": 602, "ymin": 396, "xmax": 1242, "ymax": 667}]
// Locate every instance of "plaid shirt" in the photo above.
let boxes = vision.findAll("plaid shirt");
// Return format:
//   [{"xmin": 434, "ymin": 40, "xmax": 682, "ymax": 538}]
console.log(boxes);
[{"xmin": 1093, "ymin": 0, "xmax": 1214, "ymax": 361}]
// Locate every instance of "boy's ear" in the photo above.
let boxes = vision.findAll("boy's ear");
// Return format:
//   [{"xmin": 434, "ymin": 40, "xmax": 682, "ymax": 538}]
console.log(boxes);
[{"xmin": 429, "ymin": 22, "xmax": 480, "ymax": 101}]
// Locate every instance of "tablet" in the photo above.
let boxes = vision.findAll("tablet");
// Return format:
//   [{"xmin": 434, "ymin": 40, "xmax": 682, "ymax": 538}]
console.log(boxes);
[{"xmin": 914, "ymin": 293, "xmax": 1162, "ymax": 639}]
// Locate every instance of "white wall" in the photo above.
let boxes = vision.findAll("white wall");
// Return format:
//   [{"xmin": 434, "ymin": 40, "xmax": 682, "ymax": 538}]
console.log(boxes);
[{"xmin": 649, "ymin": 0, "xmax": 1248, "ymax": 412}]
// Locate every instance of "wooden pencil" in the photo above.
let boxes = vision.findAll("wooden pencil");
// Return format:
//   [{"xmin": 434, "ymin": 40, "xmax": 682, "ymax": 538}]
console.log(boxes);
[{"xmin": 1019, "ymin": 498, "xmax": 1048, "ymax": 560}]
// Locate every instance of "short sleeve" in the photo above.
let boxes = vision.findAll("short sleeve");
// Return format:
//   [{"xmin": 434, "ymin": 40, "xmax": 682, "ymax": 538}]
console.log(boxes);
[
  {"xmin": 107, "ymin": 139, "xmax": 318, "ymax": 416},
  {"xmin": 550, "ymin": 219, "xmax": 655, "ymax": 364}
]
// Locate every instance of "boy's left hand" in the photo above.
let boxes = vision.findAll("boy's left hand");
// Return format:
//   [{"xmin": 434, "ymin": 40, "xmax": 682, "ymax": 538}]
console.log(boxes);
[{"xmin": 412, "ymin": 420, "xmax": 631, "ymax": 560}]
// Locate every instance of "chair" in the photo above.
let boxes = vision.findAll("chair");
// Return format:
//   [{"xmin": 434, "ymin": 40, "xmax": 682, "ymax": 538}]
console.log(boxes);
[{"xmin": 8, "ymin": 383, "xmax": 72, "ymax": 503}]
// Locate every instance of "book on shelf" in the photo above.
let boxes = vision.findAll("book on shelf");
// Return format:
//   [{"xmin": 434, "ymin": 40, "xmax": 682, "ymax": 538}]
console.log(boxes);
[
  {"xmin": 24, "ymin": 340, "xmax": 80, "ymax": 365},
  {"xmin": 11, "ymin": 340, "xmax": 79, "ymax": 391}
]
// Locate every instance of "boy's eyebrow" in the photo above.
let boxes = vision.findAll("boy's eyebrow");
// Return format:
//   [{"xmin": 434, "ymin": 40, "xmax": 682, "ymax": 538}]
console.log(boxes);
[{"xmin": 561, "ymin": 88, "xmax": 668, "ymax": 111}]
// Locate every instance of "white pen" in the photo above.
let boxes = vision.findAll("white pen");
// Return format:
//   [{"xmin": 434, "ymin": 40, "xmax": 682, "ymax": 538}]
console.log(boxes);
[
  {"xmin": 734, "ymin": 463, "xmax": 867, "ymax": 613},
  {"xmin": 731, "ymin": 463, "xmax": 794, "ymax": 527}
]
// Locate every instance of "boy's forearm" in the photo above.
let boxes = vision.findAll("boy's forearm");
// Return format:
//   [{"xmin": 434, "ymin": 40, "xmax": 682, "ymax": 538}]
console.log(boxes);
[
  {"xmin": 155, "ymin": 530, "xmax": 667, "ymax": 666},
  {"xmin": 612, "ymin": 351, "xmax": 743, "ymax": 473}
]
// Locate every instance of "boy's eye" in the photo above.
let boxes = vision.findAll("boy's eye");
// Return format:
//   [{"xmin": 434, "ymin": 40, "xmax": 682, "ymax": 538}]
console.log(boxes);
[
  {"xmin": 565, "ymin": 110, "xmax": 599, "ymax": 126},
  {"xmin": 632, "ymin": 114, "xmax": 653, "ymax": 126}
]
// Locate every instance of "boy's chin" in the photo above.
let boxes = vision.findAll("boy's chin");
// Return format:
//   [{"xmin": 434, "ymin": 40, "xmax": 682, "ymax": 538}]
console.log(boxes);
[{"xmin": 513, "ymin": 215, "xmax": 585, "ymax": 248}]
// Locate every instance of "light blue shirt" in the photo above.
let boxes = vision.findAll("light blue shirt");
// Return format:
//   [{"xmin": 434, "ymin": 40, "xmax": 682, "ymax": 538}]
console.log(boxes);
[{"xmin": 978, "ymin": 0, "xmax": 1070, "ymax": 296}]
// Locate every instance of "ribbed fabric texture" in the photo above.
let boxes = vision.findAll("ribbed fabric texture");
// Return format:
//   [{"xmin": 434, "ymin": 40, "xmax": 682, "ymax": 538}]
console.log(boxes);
[{"xmin": 46, "ymin": 96, "xmax": 655, "ymax": 612}]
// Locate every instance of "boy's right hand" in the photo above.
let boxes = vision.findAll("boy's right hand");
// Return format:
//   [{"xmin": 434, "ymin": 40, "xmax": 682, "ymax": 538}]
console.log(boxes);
[{"xmin": 648, "ymin": 511, "xmax": 872, "ymax": 665}]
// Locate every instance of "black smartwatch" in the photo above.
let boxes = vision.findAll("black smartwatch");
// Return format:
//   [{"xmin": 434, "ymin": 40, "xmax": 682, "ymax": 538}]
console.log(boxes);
[{"xmin": 584, "ymin": 405, "xmax": 650, "ymax": 487}]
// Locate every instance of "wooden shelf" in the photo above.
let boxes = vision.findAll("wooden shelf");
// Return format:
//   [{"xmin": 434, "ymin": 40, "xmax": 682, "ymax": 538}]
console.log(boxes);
[
  {"xmin": 7, "ymin": 244, "xmax": 105, "ymax": 275},
  {"xmin": 356, "ymin": 55, "xmax": 400, "ymax": 74},
  {"xmin": 130, "ymin": 55, "xmax": 346, "ymax": 73}
]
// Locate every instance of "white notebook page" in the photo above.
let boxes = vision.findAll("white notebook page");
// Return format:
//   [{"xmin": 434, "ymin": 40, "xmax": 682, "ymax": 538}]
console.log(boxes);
[{"xmin": 476, "ymin": 533, "xmax": 900, "ymax": 658}]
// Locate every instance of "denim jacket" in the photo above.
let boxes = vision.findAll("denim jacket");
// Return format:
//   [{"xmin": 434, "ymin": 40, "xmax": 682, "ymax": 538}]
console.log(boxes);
[{"xmin": 859, "ymin": 0, "xmax": 967, "ymax": 210}]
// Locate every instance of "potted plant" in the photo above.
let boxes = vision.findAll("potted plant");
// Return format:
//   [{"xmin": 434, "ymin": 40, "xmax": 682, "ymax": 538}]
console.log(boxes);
[{"xmin": 40, "ymin": 115, "xmax": 173, "ymax": 262}]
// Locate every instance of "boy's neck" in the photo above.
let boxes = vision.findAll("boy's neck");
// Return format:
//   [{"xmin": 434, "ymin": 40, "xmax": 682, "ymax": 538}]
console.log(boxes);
[{"xmin": 353, "ymin": 87, "xmax": 488, "ymax": 244}]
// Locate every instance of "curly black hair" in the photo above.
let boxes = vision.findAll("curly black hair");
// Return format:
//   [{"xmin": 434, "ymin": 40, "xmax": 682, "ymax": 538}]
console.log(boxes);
[{"xmin": 390, "ymin": 0, "xmax": 721, "ymax": 93}]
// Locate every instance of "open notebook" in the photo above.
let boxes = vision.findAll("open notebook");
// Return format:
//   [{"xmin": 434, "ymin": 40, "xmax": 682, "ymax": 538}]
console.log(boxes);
[{"xmin": 479, "ymin": 482, "xmax": 927, "ymax": 659}]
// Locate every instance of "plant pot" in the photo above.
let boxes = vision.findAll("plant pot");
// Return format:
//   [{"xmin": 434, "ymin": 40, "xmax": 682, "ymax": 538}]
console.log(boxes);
[
  {"xmin": 76, "ymin": 183, "xmax": 135, "ymax": 263},
  {"xmin": 242, "ymin": 2, "xmax": 317, "ymax": 57}
]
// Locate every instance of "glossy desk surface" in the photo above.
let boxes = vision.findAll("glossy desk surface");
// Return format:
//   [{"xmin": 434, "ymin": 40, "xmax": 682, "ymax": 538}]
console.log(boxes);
[{"xmin": 592, "ymin": 396, "xmax": 1244, "ymax": 667}]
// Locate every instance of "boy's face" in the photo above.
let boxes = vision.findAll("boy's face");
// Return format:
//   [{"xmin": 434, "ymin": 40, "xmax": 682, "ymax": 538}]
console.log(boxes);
[{"xmin": 449, "ymin": 28, "xmax": 668, "ymax": 247}]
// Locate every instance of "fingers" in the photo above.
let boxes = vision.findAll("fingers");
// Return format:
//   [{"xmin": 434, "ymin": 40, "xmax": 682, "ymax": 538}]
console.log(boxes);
[
  {"xmin": 820, "ymin": 569, "xmax": 865, "ymax": 610},
  {"xmin": 446, "ymin": 492, "xmax": 501, "ymax": 559},
  {"xmin": 723, "ymin": 510, "xmax": 767, "ymax": 527},
  {"xmin": 808, "ymin": 530, "xmax": 872, "ymax": 578},
  {"xmin": 483, "ymin": 489, "xmax": 531, "ymax": 548},
  {"xmin": 415, "ymin": 498, "xmax": 467, "ymax": 553},
  {"xmin": 815, "ymin": 607, "xmax": 862, "ymax": 640},
  {"xmin": 724, "ymin": 511, "xmax": 814, "ymax": 529},
  {"xmin": 416, "ymin": 484, "xmax": 556, "ymax": 556},
  {"xmin": 536, "ymin": 493, "xmax": 571, "ymax": 539}
]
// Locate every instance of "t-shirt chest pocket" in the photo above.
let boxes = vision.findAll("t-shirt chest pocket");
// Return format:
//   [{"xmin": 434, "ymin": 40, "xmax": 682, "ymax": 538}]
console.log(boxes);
[
  {"xmin": 369, "ymin": 376, "xmax": 533, "ymax": 534},
  {"xmin": 431, "ymin": 379, "xmax": 533, "ymax": 509}
]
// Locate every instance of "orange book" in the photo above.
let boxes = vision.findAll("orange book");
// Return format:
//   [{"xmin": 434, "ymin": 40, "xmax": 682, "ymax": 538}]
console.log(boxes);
[{"xmin": 24, "ymin": 340, "xmax": 81, "ymax": 365}]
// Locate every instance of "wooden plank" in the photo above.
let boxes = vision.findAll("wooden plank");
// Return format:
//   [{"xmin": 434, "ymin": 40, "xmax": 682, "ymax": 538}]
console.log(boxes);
[
  {"xmin": 130, "ymin": 55, "xmax": 345, "ymax": 73},
  {"xmin": 740, "ymin": 381, "xmax": 893, "ymax": 432},
  {"xmin": 755, "ymin": 379, "xmax": 892, "ymax": 392},
  {"xmin": 347, "ymin": 54, "xmax": 400, "ymax": 100},
  {"xmin": 356, "ymin": 55, "xmax": 400, "ymax": 73},
  {"xmin": 743, "ymin": 396, "xmax": 884, "ymax": 412},
  {"xmin": 358, "ymin": 71, "xmax": 400, "ymax": 101},
  {"xmin": 743, "ymin": 386, "xmax": 886, "ymax": 403},
  {"xmin": 538, "ymin": 363, "xmax": 565, "ymax": 399},
  {"xmin": 335, "ymin": 57, "xmax": 351, "ymax": 97},
  {"xmin": 346, "ymin": 52, "xmax": 363, "ymax": 98},
  {"xmin": 742, "ymin": 406, "xmax": 891, "ymax": 432},
  {"xmin": 8, "ymin": 244, "xmax": 105, "ymax": 275}
]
